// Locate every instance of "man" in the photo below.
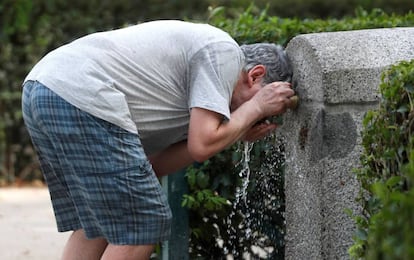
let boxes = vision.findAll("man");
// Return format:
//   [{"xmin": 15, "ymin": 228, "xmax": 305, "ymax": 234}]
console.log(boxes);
[{"xmin": 22, "ymin": 20, "xmax": 295, "ymax": 259}]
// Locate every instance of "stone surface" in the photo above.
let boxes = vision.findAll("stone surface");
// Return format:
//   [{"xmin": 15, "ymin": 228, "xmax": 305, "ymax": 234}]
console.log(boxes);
[
  {"xmin": 282, "ymin": 27, "xmax": 414, "ymax": 260},
  {"xmin": 286, "ymin": 27, "xmax": 414, "ymax": 104}
]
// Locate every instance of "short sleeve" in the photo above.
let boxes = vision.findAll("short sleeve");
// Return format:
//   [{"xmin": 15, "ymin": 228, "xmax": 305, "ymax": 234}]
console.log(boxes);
[{"xmin": 188, "ymin": 42, "xmax": 244, "ymax": 120}]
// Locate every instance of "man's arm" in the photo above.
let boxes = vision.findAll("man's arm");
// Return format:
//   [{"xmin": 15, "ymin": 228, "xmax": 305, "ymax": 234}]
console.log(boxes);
[
  {"xmin": 148, "ymin": 140, "xmax": 194, "ymax": 177},
  {"xmin": 187, "ymin": 82, "xmax": 294, "ymax": 162}
]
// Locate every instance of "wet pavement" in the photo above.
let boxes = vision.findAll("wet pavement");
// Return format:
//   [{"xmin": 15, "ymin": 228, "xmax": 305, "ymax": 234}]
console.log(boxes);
[{"xmin": 0, "ymin": 187, "xmax": 70, "ymax": 260}]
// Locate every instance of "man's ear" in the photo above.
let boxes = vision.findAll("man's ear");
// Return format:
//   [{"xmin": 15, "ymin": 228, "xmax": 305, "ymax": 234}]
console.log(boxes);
[{"xmin": 247, "ymin": 65, "xmax": 266, "ymax": 86}]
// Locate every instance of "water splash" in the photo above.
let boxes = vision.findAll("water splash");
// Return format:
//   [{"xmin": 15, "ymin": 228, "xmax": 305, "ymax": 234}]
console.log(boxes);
[
  {"xmin": 223, "ymin": 141, "xmax": 253, "ymax": 258},
  {"xmin": 222, "ymin": 135, "xmax": 286, "ymax": 259},
  {"xmin": 237, "ymin": 141, "xmax": 254, "ymax": 208}
]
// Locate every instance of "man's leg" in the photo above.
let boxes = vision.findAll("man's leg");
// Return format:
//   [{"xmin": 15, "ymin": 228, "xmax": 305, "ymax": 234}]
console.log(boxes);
[
  {"xmin": 61, "ymin": 229, "xmax": 108, "ymax": 260},
  {"xmin": 101, "ymin": 244, "xmax": 155, "ymax": 260}
]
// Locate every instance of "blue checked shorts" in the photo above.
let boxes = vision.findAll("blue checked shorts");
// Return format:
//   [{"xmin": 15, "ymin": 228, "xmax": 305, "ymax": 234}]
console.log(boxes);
[{"xmin": 22, "ymin": 80, "xmax": 172, "ymax": 245}]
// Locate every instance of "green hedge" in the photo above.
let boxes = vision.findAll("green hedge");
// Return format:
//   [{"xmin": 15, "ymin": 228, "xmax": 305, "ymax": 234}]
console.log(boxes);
[
  {"xmin": 349, "ymin": 60, "xmax": 414, "ymax": 259},
  {"xmin": 209, "ymin": 7, "xmax": 414, "ymax": 46}
]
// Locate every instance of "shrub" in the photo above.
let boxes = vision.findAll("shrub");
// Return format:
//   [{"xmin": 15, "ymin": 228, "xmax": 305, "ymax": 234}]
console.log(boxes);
[
  {"xmin": 350, "ymin": 60, "xmax": 414, "ymax": 259},
  {"xmin": 210, "ymin": 7, "xmax": 414, "ymax": 46}
]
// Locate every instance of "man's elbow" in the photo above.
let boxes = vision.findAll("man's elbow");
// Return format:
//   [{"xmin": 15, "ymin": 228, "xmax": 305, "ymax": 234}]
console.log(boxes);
[{"xmin": 188, "ymin": 145, "xmax": 213, "ymax": 163}]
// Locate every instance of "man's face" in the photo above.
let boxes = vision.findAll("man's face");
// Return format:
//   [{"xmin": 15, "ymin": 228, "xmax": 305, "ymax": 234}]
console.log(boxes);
[{"xmin": 230, "ymin": 70, "xmax": 263, "ymax": 112}]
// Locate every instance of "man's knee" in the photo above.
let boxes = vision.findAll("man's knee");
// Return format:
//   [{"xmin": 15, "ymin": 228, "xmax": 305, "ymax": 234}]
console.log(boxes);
[{"xmin": 102, "ymin": 244, "xmax": 155, "ymax": 260}]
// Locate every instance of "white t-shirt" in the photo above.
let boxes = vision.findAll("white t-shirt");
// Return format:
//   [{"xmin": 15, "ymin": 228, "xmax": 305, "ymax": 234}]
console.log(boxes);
[{"xmin": 24, "ymin": 20, "xmax": 244, "ymax": 155}]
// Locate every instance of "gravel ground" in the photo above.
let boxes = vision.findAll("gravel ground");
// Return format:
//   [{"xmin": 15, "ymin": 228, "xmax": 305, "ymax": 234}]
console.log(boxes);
[{"xmin": 0, "ymin": 187, "xmax": 70, "ymax": 260}]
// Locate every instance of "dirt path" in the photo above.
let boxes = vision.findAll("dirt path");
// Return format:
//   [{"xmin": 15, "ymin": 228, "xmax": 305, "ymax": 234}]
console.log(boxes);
[{"xmin": 0, "ymin": 187, "xmax": 70, "ymax": 260}]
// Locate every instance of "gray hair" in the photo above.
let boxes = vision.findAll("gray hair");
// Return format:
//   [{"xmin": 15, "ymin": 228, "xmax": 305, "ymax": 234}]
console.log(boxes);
[{"xmin": 240, "ymin": 43, "xmax": 292, "ymax": 84}]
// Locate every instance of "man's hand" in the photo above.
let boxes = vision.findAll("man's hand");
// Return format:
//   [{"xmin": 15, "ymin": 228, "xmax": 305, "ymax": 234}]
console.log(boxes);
[
  {"xmin": 241, "ymin": 122, "xmax": 278, "ymax": 142},
  {"xmin": 251, "ymin": 81, "xmax": 295, "ymax": 118}
]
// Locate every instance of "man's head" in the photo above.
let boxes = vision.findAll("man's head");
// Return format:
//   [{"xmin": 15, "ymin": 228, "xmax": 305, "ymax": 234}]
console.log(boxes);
[
  {"xmin": 240, "ymin": 43, "xmax": 292, "ymax": 84},
  {"xmin": 230, "ymin": 43, "xmax": 292, "ymax": 111}
]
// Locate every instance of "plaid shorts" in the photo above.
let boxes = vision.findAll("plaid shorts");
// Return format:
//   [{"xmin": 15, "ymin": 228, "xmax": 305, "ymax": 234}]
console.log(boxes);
[{"xmin": 22, "ymin": 81, "xmax": 172, "ymax": 245}]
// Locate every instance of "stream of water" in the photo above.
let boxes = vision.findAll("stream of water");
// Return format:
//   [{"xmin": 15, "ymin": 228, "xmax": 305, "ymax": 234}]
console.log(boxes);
[{"xmin": 222, "ymin": 136, "xmax": 286, "ymax": 259}]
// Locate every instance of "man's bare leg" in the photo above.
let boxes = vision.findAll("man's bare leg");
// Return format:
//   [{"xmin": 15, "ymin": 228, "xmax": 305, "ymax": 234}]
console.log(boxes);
[
  {"xmin": 101, "ymin": 244, "xmax": 155, "ymax": 260},
  {"xmin": 61, "ymin": 229, "xmax": 108, "ymax": 260}
]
